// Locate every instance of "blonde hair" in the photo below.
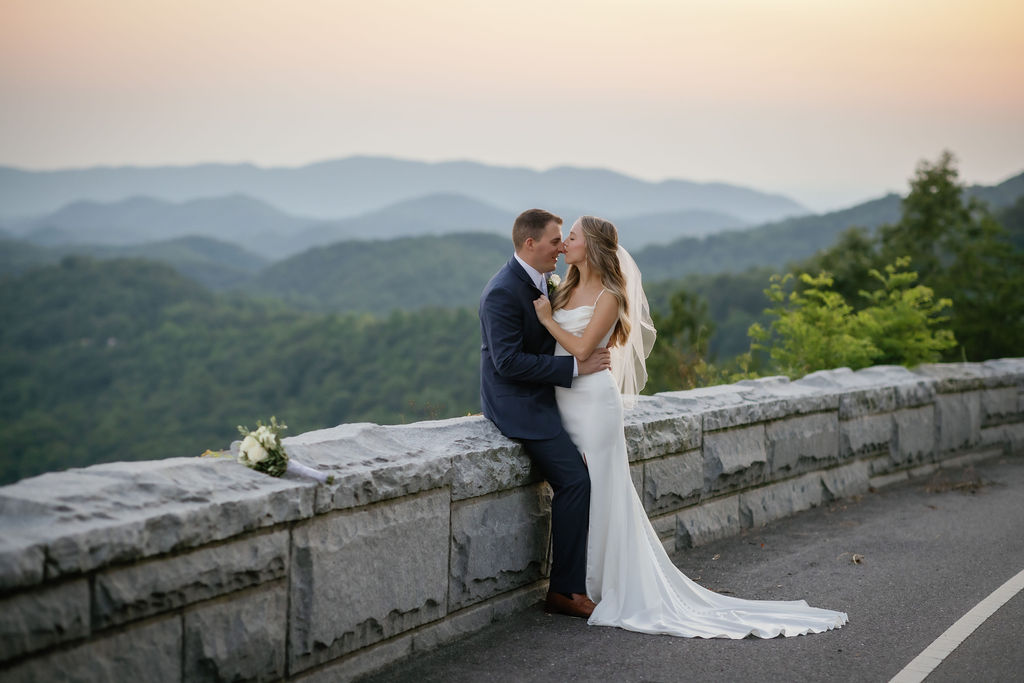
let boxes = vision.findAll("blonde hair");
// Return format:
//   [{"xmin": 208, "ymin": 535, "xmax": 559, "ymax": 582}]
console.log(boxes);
[{"xmin": 551, "ymin": 215, "xmax": 631, "ymax": 347}]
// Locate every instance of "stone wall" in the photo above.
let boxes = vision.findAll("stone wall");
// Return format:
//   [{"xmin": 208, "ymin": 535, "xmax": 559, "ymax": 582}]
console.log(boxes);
[{"xmin": 2, "ymin": 360, "xmax": 1023, "ymax": 681}]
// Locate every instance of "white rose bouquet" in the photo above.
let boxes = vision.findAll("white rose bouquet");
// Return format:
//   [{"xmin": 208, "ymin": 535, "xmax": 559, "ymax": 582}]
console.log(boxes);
[{"xmin": 236, "ymin": 416, "xmax": 332, "ymax": 483}]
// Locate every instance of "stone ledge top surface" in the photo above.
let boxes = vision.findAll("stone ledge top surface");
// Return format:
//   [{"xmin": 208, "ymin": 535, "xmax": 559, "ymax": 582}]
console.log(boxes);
[{"xmin": 912, "ymin": 359, "xmax": 1024, "ymax": 392}]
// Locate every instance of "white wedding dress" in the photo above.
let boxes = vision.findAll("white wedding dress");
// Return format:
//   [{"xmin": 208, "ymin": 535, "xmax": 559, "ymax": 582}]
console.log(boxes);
[{"xmin": 553, "ymin": 303, "xmax": 848, "ymax": 638}]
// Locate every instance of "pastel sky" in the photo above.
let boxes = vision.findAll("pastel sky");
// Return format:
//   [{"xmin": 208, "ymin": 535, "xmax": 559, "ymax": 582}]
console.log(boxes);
[{"xmin": 1, "ymin": 0, "xmax": 1022, "ymax": 211}]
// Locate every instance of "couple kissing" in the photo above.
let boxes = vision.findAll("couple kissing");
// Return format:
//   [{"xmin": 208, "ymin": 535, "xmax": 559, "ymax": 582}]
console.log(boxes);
[{"xmin": 479, "ymin": 209, "xmax": 848, "ymax": 638}]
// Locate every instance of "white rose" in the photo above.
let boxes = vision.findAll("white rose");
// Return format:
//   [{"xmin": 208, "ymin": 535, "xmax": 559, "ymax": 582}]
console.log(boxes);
[
  {"xmin": 548, "ymin": 274, "xmax": 561, "ymax": 287},
  {"xmin": 255, "ymin": 425, "xmax": 276, "ymax": 448},
  {"xmin": 240, "ymin": 434, "xmax": 269, "ymax": 464}
]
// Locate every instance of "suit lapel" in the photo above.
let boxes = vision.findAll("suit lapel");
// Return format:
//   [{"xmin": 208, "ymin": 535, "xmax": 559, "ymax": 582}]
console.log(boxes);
[{"xmin": 507, "ymin": 256, "xmax": 544, "ymax": 294}]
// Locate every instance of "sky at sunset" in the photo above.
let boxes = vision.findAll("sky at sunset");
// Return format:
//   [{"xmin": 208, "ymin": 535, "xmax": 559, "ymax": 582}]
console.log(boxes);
[{"xmin": 1, "ymin": 0, "xmax": 1022, "ymax": 211}]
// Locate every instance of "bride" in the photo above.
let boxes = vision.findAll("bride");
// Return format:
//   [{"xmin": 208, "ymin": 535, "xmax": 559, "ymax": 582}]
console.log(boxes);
[{"xmin": 532, "ymin": 215, "xmax": 848, "ymax": 638}]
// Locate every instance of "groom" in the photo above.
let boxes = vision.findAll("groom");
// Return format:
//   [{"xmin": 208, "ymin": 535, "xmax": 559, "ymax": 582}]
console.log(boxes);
[{"xmin": 479, "ymin": 208, "xmax": 610, "ymax": 618}]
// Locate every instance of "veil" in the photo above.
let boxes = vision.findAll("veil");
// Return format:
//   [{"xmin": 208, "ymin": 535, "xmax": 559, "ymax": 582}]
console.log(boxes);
[{"xmin": 610, "ymin": 244, "xmax": 657, "ymax": 409}]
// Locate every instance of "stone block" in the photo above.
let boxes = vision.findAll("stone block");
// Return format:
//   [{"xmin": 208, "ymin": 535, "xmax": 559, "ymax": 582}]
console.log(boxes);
[
  {"xmin": 703, "ymin": 425, "xmax": 768, "ymax": 494},
  {"xmin": 838, "ymin": 386, "xmax": 899, "ymax": 419},
  {"xmin": 908, "ymin": 463, "xmax": 939, "ymax": 479},
  {"xmin": 739, "ymin": 474, "xmax": 823, "ymax": 528},
  {"xmin": 449, "ymin": 485, "xmax": 550, "ymax": 611},
  {"xmin": 415, "ymin": 582, "xmax": 545, "ymax": 653},
  {"xmin": 935, "ymin": 391, "xmax": 983, "ymax": 453},
  {"xmin": 0, "ymin": 578, "xmax": 89, "ymax": 663},
  {"xmin": 642, "ymin": 450, "xmax": 702, "ymax": 515},
  {"xmin": 450, "ymin": 443, "xmax": 536, "ymax": 501},
  {"xmin": 650, "ymin": 512, "xmax": 676, "ymax": 541},
  {"xmin": 0, "ymin": 457, "xmax": 315, "ymax": 581},
  {"xmin": 765, "ymin": 412, "xmax": 839, "ymax": 475},
  {"xmin": 981, "ymin": 387, "xmax": 1019, "ymax": 426},
  {"xmin": 286, "ymin": 421, "xmax": 454, "ymax": 513},
  {"xmin": 630, "ymin": 462, "xmax": 644, "ymax": 499},
  {"xmin": 0, "ymin": 534, "xmax": 45, "ymax": 592},
  {"xmin": 736, "ymin": 375, "xmax": 839, "ymax": 418},
  {"xmin": 288, "ymin": 489, "xmax": 449, "ymax": 673},
  {"xmin": 981, "ymin": 357, "xmax": 1024, "ymax": 382},
  {"xmin": 1005, "ymin": 423, "xmax": 1024, "ymax": 454},
  {"xmin": 292, "ymin": 584, "xmax": 546, "ymax": 683},
  {"xmin": 840, "ymin": 413, "xmax": 892, "ymax": 459},
  {"xmin": 4, "ymin": 615, "xmax": 180, "ymax": 683},
  {"xmin": 856, "ymin": 366, "xmax": 936, "ymax": 409},
  {"xmin": 184, "ymin": 581, "xmax": 287, "ymax": 683},
  {"xmin": 981, "ymin": 423, "xmax": 1024, "ymax": 454},
  {"xmin": 820, "ymin": 461, "xmax": 871, "ymax": 500},
  {"xmin": 913, "ymin": 362, "xmax": 991, "ymax": 392},
  {"xmin": 870, "ymin": 471, "xmax": 910, "ymax": 488},
  {"xmin": 662, "ymin": 384, "xmax": 758, "ymax": 431},
  {"xmin": 801, "ymin": 366, "xmax": 934, "ymax": 418},
  {"xmin": 675, "ymin": 496, "xmax": 741, "ymax": 548},
  {"xmin": 294, "ymin": 635, "xmax": 414, "ymax": 683},
  {"xmin": 686, "ymin": 376, "xmax": 835, "ymax": 431},
  {"xmin": 624, "ymin": 398, "xmax": 702, "ymax": 461},
  {"xmin": 93, "ymin": 529, "xmax": 288, "ymax": 629},
  {"xmin": 892, "ymin": 406, "xmax": 935, "ymax": 466}
]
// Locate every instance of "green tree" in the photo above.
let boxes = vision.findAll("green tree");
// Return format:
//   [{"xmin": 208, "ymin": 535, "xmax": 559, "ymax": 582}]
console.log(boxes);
[
  {"xmin": 999, "ymin": 194, "xmax": 1024, "ymax": 251},
  {"xmin": 748, "ymin": 272, "xmax": 881, "ymax": 378},
  {"xmin": 857, "ymin": 257, "xmax": 957, "ymax": 365},
  {"xmin": 797, "ymin": 151, "xmax": 1024, "ymax": 361},
  {"xmin": 748, "ymin": 257, "xmax": 959, "ymax": 378},
  {"xmin": 646, "ymin": 289, "xmax": 716, "ymax": 391}
]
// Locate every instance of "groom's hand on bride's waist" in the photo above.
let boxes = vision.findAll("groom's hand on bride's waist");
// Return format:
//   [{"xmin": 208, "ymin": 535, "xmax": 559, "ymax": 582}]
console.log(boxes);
[{"xmin": 578, "ymin": 349, "xmax": 611, "ymax": 375}]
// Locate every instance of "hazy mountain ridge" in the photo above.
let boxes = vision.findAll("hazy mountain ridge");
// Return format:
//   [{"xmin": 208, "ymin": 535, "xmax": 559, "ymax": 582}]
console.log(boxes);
[
  {"xmin": 292, "ymin": 193, "xmax": 515, "ymax": 252},
  {"xmin": 4, "ymin": 190, "xmax": 752, "ymax": 256},
  {"xmin": 4, "ymin": 169, "xmax": 1020, "ymax": 311},
  {"xmin": 7, "ymin": 194, "xmax": 316, "ymax": 257},
  {"xmin": 0, "ymin": 156, "xmax": 807, "ymax": 223}
]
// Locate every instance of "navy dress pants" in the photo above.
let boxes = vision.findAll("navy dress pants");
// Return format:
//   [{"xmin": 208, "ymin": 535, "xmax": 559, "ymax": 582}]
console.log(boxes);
[{"xmin": 519, "ymin": 430, "xmax": 591, "ymax": 595}]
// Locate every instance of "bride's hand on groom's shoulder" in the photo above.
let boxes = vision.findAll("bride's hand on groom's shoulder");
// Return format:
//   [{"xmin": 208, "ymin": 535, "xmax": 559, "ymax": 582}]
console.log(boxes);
[{"xmin": 532, "ymin": 294, "xmax": 553, "ymax": 322}]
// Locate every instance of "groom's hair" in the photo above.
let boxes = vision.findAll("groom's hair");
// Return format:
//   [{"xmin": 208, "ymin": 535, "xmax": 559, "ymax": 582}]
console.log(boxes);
[{"xmin": 513, "ymin": 209, "xmax": 562, "ymax": 249}]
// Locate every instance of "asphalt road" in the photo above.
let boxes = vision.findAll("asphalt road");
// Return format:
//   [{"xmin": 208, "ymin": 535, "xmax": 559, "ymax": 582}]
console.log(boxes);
[{"xmin": 362, "ymin": 455, "xmax": 1024, "ymax": 683}]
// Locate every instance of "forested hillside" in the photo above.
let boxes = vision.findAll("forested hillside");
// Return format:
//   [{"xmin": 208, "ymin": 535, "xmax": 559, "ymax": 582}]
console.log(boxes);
[
  {"xmin": 0, "ymin": 235, "xmax": 267, "ymax": 289},
  {"xmin": 243, "ymin": 232, "xmax": 511, "ymax": 312},
  {"xmin": 0, "ymin": 257, "xmax": 480, "ymax": 484},
  {"xmin": 633, "ymin": 195, "xmax": 903, "ymax": 281},
  {"xmin": 632, "ymin": 171, "xmax": 1023, "ymax": 282}
]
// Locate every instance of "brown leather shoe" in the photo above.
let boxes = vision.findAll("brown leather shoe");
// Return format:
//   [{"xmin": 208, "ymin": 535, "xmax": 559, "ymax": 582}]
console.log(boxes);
[{"xmin": 544, "ymin": 591, "xmax": 596, "ymax": 618}]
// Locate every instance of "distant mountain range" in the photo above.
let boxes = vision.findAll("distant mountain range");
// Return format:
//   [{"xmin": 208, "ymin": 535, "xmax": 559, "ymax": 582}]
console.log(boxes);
[
  {"xmin": 0, "ymin": 156, "xmax": 805, "ymax": 224},
  {"xmin": 3, "ymin": 159, "xmax": 1020, "ymax": 315},
  {"xmin": 6, "ymin": 194, "xmax": 315, "ymax": 256},
  {"xmin": 2, "ymin": 190, "xmax": 751, "ymax": 256}
]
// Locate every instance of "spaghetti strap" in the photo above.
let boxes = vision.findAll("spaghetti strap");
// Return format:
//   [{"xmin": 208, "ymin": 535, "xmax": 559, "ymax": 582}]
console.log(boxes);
[{"xmin": 593, "ymin": 289, "xmax": 607, "ymax": 306}]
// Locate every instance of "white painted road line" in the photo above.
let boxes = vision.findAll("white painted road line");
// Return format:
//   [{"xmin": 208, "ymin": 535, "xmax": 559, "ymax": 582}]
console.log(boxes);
[{"xmin": 889, "ymin": 568, "xmax": 1024, "ymax": 683}]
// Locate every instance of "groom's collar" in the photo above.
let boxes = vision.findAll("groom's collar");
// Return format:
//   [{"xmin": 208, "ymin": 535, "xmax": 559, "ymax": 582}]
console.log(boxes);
[{"xmin": 513, "ymin": 253, "xmax": 548, "ymax": 292}]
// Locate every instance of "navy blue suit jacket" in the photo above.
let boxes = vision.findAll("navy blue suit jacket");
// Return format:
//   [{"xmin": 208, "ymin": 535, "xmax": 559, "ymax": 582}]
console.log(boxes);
[{"xmin": 479, "ymin": 257, "xmax": 575, "ymax": 439}]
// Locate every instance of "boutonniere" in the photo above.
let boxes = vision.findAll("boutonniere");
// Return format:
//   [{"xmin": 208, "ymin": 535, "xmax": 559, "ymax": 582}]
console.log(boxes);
[{"xmin": 547, "ymin": 274, "xmax": 561, "ymax": 294}]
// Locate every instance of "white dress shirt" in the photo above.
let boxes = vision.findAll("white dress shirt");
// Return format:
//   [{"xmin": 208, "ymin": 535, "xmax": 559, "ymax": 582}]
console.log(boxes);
[
  {"xmin": 514, "ymin": 253, "xmax": 549, "ymax": 293},
  {"xmin": 514, "ymin": 253, "xmax": 577, "ymax": 377}
]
